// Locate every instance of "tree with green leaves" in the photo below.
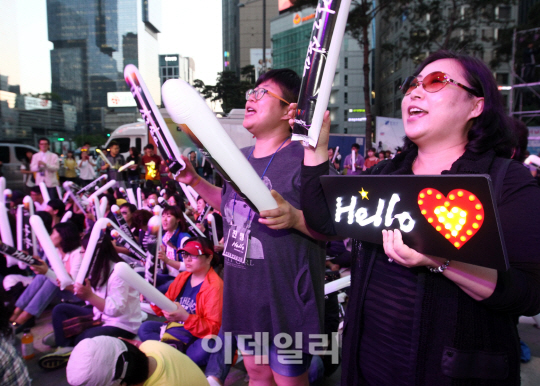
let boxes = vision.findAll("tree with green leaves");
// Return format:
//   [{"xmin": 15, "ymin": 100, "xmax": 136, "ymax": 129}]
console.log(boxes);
[{"xmin": 193, "ymin": 65, "xmax": 256, "ymax": 114}]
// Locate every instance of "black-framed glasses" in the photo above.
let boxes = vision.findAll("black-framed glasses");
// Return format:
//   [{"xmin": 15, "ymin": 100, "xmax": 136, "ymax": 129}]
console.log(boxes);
[
  {"xmin": 400, "ymin": 71, "xmax": 481, "ymax": 97},
  {"xmin": 245, "ymin": 88, "xmax": 290, "ymax": 105}
]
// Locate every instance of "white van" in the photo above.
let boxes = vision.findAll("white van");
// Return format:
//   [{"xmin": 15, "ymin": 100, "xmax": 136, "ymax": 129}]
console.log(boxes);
[
  {"xmin": 104, "ymin": 108, "xmax": 255, "ymax": 160},
  {"xmin": 0, "ymin": 143, "xmax": 40, "ymax": 191}
]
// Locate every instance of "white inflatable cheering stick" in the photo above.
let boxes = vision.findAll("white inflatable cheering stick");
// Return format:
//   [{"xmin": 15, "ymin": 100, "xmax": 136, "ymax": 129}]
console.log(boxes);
[
  {"xmin": 22, "ymin": 196, "xmax": 38, "ymax": 256},
  {"xmin": 76, "ymin": 218, "xmax": 109, "ymax": 284},
  {"xmin": 525, "ymin": 155, "xmax": 540, "ymax": 170},
  {"xmin": 39, "ymin": 182, "xmax": 51, "ymax": 204},
  {"xmin": 162, "ymin": 79, "xmax": 278, "ymax": 213},
  {"xmin": 96, "ymin": 149, "xmax": 114, "ymax": 168},
  {"xmin": 124, "ymin": 65, "xmax": 186, "ymax": 177},
  {"xmin": 30, "ymin": 215, "xmax": 73, "ymax": 289},
  {"xmin": 291, "ymin": 0, "xmax": 353, "ymax": 148},
  {"xmin": 114, "ymin": 262, "xmax": 177, "ymax": 312},
  {"xmin": 63, "ymin": 181, "xmax": 87, "ymax": 213},
  {"xmin": 0, "ymin": 178, "xmax": 17, "ymax": 267},
  {"xmin": 126, "ymin": 188, "xmax": 137, "ymax": 206},
  {"xmin": 76, "ymin": 175, "xmax": 108, "ymax": 196},
  {"xmin": 118, "ymin": 160, "xmax": 135, "ymax": 173}
]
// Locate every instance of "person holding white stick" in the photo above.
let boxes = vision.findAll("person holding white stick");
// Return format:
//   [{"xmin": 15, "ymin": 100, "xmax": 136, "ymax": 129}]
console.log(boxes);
[
  {"xmin": 39, "ymin": 232, "xmax": 142, "ymax": 370},
  {"xmin": 138, "ymin": 237, "xmax": 222, "ymax": 367},
  {"xmin": 169, "ymin": 69, "xmax": 325, "ymax": 385},
  {"xmin": 343, "ymin": 143, "xmax": 364, "ymax": 175},
  {"xmin": 154, "ymin": 205, "xmax": 191, "ymax": 293},
  {"xmin": 9, "ymin": 222, "xmax": 82, "ymax": 333},
  {"xmin": 100, "ymin": 142, "xmax": 125, "ymax": 185},
  {"xmin": 30, "ymin": 138, "xmax": 60, "ymax": 199},
  {"xmin": 78, "ymin": 148, "xmax": 96, "ymax": 186}
]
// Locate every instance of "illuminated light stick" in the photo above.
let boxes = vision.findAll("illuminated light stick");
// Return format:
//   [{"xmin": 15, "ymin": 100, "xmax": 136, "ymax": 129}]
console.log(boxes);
[
  {"xmin": 76, "ymin": 218, "xmax": 109, "ymax": 284},
  {"xmin": 30, "ymin": 214, "xmax": 73, "ymax": 289},
  {"xmin": 0, "ymin": 243, "xmax": 40, "ymax": 266},
  {"xmin": 111, "ymin": 230, "xmax": 146, "ymax": 262},
  {"xmin": 332, "ymin": 146, "xmax": 339, "ymax": 163},
  {"xmin": 99, "ymin": 196, "xmax": 108, "ymax": 219},
  {"xmin": 126, "ymin": 188, "xmax": 137, "ymax": 206},
  {"xmin": 61, "ymin": 211, "xmax": 72, "ymax": 223},
  {"xmin": 111, "ymin": 205, "xmax": 135, "ymax": 241},
  {"xmin": 63, "ymin": 181, "xmax": 87, "ymax": 213},
  {"xmin": 351, "ymin": 149, "xmax": 356, "ymax": 172},
  {"xmin": 88, "ymin": 180, "xmax": 116, "ymax": 202},
  {"xmin": 207, "ymin": 213, "xmax": 219, "ymax": 246},
  {"xmin": 106, "ymin": 220, "xmax": 146, "ymax": 259},
  {"xmin": 183, "ymin": 212, "xmax": 206, "ymax": 238},
  {"xmin": 180, "ymin": 182, "xmax": 198, "ymax": 209},
  {"xmin": 124, "ymin": 65, "xmax": 186, "ymax": 177},
  {"xmin": 23, "ymin": 196, "xmax": 37, "ymax": 256},
  {"xmin": 76, "ymin": 175, "xmax": 108, "ymax": 196},
  {"xmin": 162, "ymin": 79, "xmax": 278, "ymax": 214},
  {"xmin": 525, "ymin": 155, "xmax": 540, "ymax": 170},
  {"xmin": 114, "ymin": 262, "xmax": 177, "ymax": 312},
  {"xmin": 39, "ymin": 182, "xmax": 51, "ymax": 204},
  {"xmin": 96, "ymin": 149, "xmax": 114, "ymax": 168},
  {"xmin": 324, "ymin": 275, "xmax": 351, "ymax": 295},
  {"xmin": 118, "ymin": 160, "xmax": 135, "ymax": 173},
  {"xmin": 143, "ymin": 216, "xmax": 162, "ymax": 287},
  {"xmin": 137, "ymin": 187, "xmax": 142, "ymax": 210},
  {"xmin": 291, "ymin": 0, "xmax": 353, "ymax": 147}
]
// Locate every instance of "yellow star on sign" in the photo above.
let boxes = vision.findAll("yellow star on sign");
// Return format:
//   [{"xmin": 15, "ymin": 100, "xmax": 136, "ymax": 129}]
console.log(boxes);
[{"xmin": 359, "ymin": 187, "xmax": 369, "ymax": 200}]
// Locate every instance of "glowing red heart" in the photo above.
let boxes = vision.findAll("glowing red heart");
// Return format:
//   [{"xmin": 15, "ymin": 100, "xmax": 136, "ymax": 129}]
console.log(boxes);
[{"xmin": 417, "ymin": 188, "xmax": 484, "ymax": 249}]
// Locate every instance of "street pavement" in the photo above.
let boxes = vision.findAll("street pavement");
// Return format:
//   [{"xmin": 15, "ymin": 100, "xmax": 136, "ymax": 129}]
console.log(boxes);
[{"xmin": 16, "ymin": 311, "xmax": 540, "ymax": 385}]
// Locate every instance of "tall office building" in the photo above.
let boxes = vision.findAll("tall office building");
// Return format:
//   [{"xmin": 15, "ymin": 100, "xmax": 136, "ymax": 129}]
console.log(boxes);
[
  {"xmin": 271, "ymin": 6, "xmax": 371, "ymax": 135},
  {"xmin": 222, "ymin": 0, "xmax": 279, "ymax": 76},
  {"xmin": 47, "ymin": 0, "xmax": 161, "ymax": 133},
  {"xmin": 159, "ymin": 54, "xmax": 196, "ymax": 86},
  {"xmin": 374, "ymin": 3, "xmax": 518, "ymax": 119}
]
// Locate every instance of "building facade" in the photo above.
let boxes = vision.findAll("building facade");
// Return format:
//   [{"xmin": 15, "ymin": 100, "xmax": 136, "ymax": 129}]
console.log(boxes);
[
  {"xmin": 159, "ymin": 54, "xmax": 196, "ymax": 86},
  {"xmin": 271, "ymin": 6, "xmax": 371, "ymax": 135},
  {"xmin": 47, "ymin": 0, "xmax": 161, "ymax": 134}
]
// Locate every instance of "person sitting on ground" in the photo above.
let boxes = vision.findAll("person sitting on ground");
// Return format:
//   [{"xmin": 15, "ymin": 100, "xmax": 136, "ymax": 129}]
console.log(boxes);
[
  {"xmin": 154, "ymin": 205, "xmax": 191, "ymax": 293},
  {"xmin": 39, "ymin": 232, "xmax": 142, "ymax": 370},
  {"xmin": 138, "ymin": 237, "xmax": 223, "ymax": 367},
  {"xmin": 66, "ymin": 336, "xmax": 208, "ymax": 386},
  {"xmin": 9, "ymin": 222, "xmax": 82, "ymax": 333},
  {"xmin": 45, "ymin": 198, "xmax": 66, "ymax": 226}
]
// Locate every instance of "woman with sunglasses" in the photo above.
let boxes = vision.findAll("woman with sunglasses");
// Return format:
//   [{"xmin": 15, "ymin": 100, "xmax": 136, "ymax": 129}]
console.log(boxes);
[
  {"xmin": 138, "ymin": 237, "xmax": 223, "ymax": 367},
  {"xmin": 299, "ymin": 50, "xmax": 540, "ymax": 385}
]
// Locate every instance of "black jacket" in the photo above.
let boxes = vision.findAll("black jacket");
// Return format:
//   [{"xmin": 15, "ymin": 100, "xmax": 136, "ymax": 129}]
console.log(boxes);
[{"xmin": 301, "ymin": 148, "xmax": 540, "ymax": 385}]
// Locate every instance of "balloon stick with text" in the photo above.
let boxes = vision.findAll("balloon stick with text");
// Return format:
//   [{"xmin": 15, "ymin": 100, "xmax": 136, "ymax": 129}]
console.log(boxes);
[
  {"xmin": 292, "ymin": 0, "xmax": 352, "ymax": 148},
  {"xmin": 320, "ymin": 175, "xmax": 508, "ymax": 270}
]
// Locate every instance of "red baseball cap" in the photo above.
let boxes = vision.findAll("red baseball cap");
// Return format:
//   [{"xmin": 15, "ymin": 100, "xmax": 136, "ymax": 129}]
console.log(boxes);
[{"xmin": 180, "ymin": 241, "xmax": 213, "ymax": 256}]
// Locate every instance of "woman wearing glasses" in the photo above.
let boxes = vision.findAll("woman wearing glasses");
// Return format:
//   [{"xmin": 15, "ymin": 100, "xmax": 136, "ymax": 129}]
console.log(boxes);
[
  {"xmin": 138, "ymin": 237, "xmax": 223, "ymax": 367},
  {"xmin": 300, "ymin": 51, "xmax": 540, "ymax": 385}
]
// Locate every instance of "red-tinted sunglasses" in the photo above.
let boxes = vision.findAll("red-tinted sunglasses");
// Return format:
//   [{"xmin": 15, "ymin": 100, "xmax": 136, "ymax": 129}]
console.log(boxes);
[{"xmin": 400, "ymin": 71, "xmax": 481, "ymax": 97}]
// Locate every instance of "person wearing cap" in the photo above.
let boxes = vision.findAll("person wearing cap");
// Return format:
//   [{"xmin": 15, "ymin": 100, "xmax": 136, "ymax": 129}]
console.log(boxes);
[
  {"xmin": 66, "ymin": 336, "xmax": 208, "ymax": 386},
  {"xmin": 138, "ymin": 237, "xmax": 223, "ymax": 367}
]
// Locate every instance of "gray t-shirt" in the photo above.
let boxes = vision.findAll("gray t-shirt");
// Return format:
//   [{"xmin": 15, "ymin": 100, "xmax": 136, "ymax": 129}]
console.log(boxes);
[{"xmin": 221, "ymin": 141, "xmax": 326, "ymax": 352}]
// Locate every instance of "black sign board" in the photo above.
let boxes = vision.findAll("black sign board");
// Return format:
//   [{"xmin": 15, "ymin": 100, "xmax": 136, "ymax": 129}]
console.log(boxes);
[{"xmin": 321, "ymin": 175, "xmax": 509, "ymax": 271}]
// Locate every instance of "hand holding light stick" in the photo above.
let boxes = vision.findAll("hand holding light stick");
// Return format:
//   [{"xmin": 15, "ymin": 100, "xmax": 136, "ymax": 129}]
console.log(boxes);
[
  {"xmin": 118, "ymin": 161, "xmax": 135, "ymax": 173},
  {"xmin": 114, "ymin": 262, "xmax": 177, "ymax": 312},
  {"xmin": 124, "ymin": 65, "xmax": 186, "ymax": 176},
  {"xmin": 111, "ymin": 230, "xmax": 146, "ymax": 262},
  {"xmin": 525, "ymin": 155, "xmax": 540, "ymax": 170},
  {"xmin": 291, "ymin": 0, "xmax": 353, "ymax": 148},
  {"xmin": 162, "ymin": 79, "xmax": 278, "ymax": 213},
  {"xmin": 96, "ymin": 149, "xmax": 114, "ymax": 168},
  {"xmin": 63, "ymin": 181, "xmax": 87, "ymax": 213},
  {"xmin": 76, "ymin": 218, "xmax": 109, "ymax": 284},
  {"xmin": 30, "ymin": 215, "xmax": 73, "ymax": 289},
  {"xmin": 106, "ymin": 220, "xmax": 146, "ymax": 259}
]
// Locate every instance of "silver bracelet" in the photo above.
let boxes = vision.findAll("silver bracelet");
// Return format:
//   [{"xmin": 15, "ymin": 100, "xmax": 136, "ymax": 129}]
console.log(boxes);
[{"xmin": 428, "ymin": 260, "xmax": 450, "ymax": 273}]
